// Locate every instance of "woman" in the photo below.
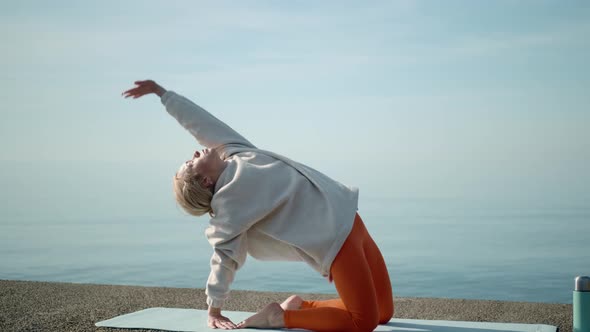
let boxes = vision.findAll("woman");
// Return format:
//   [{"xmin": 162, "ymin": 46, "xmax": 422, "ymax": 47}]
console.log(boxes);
[{"xmin": 122, "ymin": 80, "xmax": 394, "ymax": 332}]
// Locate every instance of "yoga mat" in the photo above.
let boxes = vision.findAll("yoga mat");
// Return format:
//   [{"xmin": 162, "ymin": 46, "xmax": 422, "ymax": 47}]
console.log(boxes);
[{"xmin": 95, "ymin": 307, "xmax": 558, "ymax": 331}]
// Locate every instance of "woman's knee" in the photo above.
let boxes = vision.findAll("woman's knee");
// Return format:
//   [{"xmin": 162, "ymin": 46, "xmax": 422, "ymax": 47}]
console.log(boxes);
[
  {"xmin": 352, "ymin": 311, "xmax": 380, "ymax": 332},
  {"xmin": 354, "ymin": 321, "xmax": 379, "ymax": 332},
  {"xmin": 379, "ymin": 301, "xmax": 394, "ymax": 324}
]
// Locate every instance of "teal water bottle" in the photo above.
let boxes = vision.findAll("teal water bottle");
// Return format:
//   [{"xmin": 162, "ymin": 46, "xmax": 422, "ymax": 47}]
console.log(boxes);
[{"xmin": 574, "ymin": 276, "xmax": 590, "ymax": 332}]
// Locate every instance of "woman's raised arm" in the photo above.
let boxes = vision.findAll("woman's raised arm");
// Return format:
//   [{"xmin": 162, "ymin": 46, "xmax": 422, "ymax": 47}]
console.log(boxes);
[{"xmin": 122, "ymin": 79, "xmax": 256, "ymax": 152}]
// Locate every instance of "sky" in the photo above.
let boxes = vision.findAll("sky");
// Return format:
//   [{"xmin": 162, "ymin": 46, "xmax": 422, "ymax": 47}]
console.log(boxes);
[{"xmin": 1, "ymin": 0, "xmax": 589, "ymax": 222}]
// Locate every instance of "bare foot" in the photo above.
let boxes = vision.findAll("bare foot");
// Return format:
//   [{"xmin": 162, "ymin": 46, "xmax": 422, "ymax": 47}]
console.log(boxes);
[
  {"xmin": 236, "ymin": 302, "xmax": 284, "ymax": 329},
  {"xmin": 281, "ymin": 295, "xmax": 303, "ymax": 310}
]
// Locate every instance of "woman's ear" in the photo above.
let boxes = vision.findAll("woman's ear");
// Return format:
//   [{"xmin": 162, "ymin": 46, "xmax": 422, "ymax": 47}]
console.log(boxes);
[{"xmin": 202, "ymin": 176, "xmax": 214, "ymax": 189}]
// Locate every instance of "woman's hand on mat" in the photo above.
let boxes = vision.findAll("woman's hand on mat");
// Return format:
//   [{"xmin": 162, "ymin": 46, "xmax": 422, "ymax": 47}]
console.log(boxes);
[
  {"xmin": 208, "ymin": 312, "xmax": 238, "ymax": 329},
  {"xmin": 122, "ymin": 80, "xmax": 167, "ymax": 99}
]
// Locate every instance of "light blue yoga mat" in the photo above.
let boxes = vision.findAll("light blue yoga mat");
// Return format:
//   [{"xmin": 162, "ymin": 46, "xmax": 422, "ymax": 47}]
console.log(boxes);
[{"xmin": 95, "ymin": 307, "xmax": 557, "ymax": 332}]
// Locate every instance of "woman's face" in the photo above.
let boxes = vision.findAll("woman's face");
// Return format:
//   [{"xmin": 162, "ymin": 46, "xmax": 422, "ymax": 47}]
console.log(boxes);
[{"xmin": 176, "ymin": 148, "xmax": 224, "ymax": 189}]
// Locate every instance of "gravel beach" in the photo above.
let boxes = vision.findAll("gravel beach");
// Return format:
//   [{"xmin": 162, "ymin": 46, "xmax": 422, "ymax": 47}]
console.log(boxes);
[{"xmin": 0, "ymin": 279, "xmax": 571, "ymax": 332}]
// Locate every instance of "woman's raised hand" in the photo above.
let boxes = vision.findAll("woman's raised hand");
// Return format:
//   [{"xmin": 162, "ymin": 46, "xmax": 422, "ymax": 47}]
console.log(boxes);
[{"xmin": 122, "ymin": 80, "xmax": 167, "ymax": 99}]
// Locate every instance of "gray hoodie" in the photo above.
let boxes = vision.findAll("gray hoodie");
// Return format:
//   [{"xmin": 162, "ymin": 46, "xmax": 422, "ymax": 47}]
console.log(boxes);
[{"xmin": 161, "ymin": 90, "xmax": 359, "ymax": 308}]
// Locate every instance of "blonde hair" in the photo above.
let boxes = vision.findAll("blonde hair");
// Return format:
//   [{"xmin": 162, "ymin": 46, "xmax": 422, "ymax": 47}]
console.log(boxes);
[{"xmin": 172, "ymin": 167, "xmax": 214, "ymax": 218}]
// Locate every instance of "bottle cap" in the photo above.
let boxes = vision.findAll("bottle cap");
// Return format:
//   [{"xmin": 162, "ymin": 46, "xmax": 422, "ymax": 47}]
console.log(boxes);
[{"xmin": 575, "ymin": 276, "xmax": 590, "ymax": 291}]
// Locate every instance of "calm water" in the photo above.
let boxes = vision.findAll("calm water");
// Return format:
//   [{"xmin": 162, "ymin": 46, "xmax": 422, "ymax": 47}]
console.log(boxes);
[{"xmin": 1, "ymin": 197, "xmax": 588, "ymax": 304}]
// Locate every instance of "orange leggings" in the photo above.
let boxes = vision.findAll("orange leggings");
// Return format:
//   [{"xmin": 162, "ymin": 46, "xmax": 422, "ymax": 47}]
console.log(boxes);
[{"xmin": 283, "ymin": 212, "xmax": 394, "ymax": 332}]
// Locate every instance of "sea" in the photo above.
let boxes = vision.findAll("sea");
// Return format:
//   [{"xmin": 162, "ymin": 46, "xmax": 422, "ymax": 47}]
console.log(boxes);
[{"xmin": 1, "ymin": 196, "xmax": 588, "ymax": 304}]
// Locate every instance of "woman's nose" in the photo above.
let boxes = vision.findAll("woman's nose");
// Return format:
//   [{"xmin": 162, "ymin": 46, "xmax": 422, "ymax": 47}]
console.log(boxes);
[{"xmin": 193, "ymin": 150, "xmax": 200, "ymax": 158}]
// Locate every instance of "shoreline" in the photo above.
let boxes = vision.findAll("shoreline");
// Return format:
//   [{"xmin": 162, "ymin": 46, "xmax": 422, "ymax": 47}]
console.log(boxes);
[{"xmin": 0, "ymin": 279, "xmax": 572, "ymax": 332}]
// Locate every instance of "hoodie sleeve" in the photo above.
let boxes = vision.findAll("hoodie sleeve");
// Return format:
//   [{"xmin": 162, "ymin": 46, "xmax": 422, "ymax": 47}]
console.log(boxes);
[
  {"xmin": 203, "ymin": 159, "xmax": 289, "ymax": 307},
  {"xmin": 203, "ymin": 202, "xmax": 258, "ymax": 308},
  {"xmin": 202, "ymin": 174, "xmax": 257, "ymax": 308},
  {"xmin": 204, "ymin": 232, "xmax": 248, "ymax": 308},
  {"xmin": 160, "ymin": 90, "xmax": 256, "ymax": 151}
]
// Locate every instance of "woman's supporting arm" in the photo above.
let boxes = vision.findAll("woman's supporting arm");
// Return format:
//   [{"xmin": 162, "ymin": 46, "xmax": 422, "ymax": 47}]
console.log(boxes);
[{"xmin": 205, "ymin": 233, "xmax": 248, "ymax": 308}]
